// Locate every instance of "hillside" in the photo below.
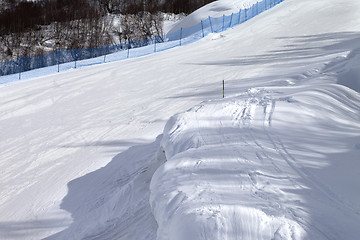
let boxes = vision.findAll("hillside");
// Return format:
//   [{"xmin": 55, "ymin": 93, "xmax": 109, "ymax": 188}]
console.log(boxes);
[
  {"xmin": 0, "ymin": 0, "xmax": 360, "ymax": 239},
  {"xmin": 0, "ymin": 0, "xmax": 215, "ymax": 62}
]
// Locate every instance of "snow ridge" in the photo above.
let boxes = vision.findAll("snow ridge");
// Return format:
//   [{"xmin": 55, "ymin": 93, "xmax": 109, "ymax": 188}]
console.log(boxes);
[{"xmin": 150, "ymin": 82, "xmax": 360, "ymax": 239}]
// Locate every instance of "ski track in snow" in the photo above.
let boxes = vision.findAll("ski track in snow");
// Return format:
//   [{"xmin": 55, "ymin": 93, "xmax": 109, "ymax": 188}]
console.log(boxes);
[{"xmin": 1, "ymin": 0, "xmax": 360, "ymax": 239}]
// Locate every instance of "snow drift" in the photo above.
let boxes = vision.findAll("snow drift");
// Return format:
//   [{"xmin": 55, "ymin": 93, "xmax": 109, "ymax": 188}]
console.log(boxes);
[
  {"xmin": 150, "ymin": 0, "xmax": 360, "ymax": 239},
  {"xmin": 150, "ymin": 83, "xmax": 360, "ymax": 239},
  {"xmin": 1, "ymin": 0, "xmax": 360, "ymax": 239}
]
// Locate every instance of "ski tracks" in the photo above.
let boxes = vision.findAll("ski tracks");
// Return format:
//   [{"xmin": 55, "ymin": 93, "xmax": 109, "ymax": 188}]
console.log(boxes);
[
  {"xmin": 227, "ymin": 88, "xmax": 329, "ymax": 236},
  {"xmin": 228, "ymin": 87, "xmax": 360, "ymax": 239}
]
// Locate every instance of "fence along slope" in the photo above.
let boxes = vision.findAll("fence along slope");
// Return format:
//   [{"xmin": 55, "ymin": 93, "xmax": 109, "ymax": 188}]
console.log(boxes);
[{"xmin": 0, "ymin": 0, "xmax": 283, "ymax": 82}]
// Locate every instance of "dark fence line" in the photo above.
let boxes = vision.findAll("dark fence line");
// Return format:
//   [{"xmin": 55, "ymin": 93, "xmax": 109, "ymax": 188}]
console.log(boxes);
[{"xmin": 0, "ymin": 0, "xmax": 283, "ymax": 82}]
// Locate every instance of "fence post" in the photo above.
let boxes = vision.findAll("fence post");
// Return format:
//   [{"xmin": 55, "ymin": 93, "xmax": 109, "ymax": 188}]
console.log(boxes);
[
  {"xmin": 74, "ymin": 49, "xmax": 77, "ymax": 68},
  {"xmin": 209, "ymin": 16, "xmax": 213, "ymax": 33},
  {"xmin": 180, "ymin": 28, "xmax": 183, "ymax": 46},
  {"xmin": 229, "ymin": 13, "xmax": 233, "ymax": 28},
  {"xmin": 104, "ymin": 45, "xmax": 108, "ymax": 62},
  {"xmin": 238, "ymin": 9, "xmax": 241, "ymax": 24},
  {"xmin": 245, "ymin": 8, "xmax": 247, "ymax": 21},
  {"xmin": 256, "ymin": 2, "xmax": 259, "ymax": 15},
  {"xmin": 127, "ymin": 42, "xmax": 130, "ymax": 58},
  {"xmin": 154, "ymin": 36, "xmax": 156, "ymax": 52},
  {"xmin": 57, "ymin": 50, "xmax": 60, "ymax": 72},
  {"xmin": 18, "ymin": 56, "xmax": 22, "ymax": 80},
  {"xmin": 222, "ymin": 14, "xmax": 225, "ymax": 31},
  {"xmin": 201, "ymin": 20, "xmax": 204, "ymax": 38}
]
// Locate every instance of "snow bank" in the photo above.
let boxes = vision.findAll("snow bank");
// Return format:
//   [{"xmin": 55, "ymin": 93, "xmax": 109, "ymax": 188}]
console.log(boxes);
[
  {"xmin": 167, "ymin": 0, "xmax": 259, "ymax": 34},
  {"xmin": 150, "ymin": 83, "xmax": 360, "ymax": 239},
  {"xmin": 320, "ymin": 35, "xmax": 360, "ymax": 93},
  {"xmin": 324, "ymin": 49, "xmax": 360, "ymax": 93}
]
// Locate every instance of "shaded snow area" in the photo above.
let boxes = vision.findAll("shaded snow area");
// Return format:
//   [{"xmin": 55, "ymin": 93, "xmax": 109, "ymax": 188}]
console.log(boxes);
[{"xmin": 1, "ymin": 0, "xmax": 360, "ymax": 239}]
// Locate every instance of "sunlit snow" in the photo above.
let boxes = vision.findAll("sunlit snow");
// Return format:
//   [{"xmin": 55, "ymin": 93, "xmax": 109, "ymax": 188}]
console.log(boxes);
[{"xmin": 0, "ymin": 0, "xmax": 360, "ymax": 239}]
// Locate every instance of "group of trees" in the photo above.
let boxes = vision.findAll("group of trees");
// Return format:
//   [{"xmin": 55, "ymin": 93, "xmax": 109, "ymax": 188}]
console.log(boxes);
[
  {"xmin": 0, "ymin": 0, "xmax": 216, "ymax": 61},
  {"xmin": 97, "ymin": 0, "xmax": 216, "ymax": 15}
]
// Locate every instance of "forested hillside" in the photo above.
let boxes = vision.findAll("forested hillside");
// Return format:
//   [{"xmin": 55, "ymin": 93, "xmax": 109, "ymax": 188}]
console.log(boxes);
[{"xmin": 0, "ymin": 0, "xmax": 215, "ymax": 61}]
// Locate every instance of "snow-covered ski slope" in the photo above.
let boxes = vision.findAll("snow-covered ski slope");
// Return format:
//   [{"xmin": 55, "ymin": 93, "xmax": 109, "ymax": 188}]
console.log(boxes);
[{"xmin": 1, "ymin": 0, "xmax": 360, "ymax": 239}]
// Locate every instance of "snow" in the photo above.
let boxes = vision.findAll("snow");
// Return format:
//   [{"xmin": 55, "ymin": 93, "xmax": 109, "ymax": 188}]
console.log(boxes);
[
  {"xmin": 151, "ymin": 84, "xmax": 360, "ymax": 239},
  {"xmin": 324, "ymin": 47, "xmax": 360, "ymax": 93},
  {"xmin": 162, "ymin": 13, "xmax": 186, "ymax": 35},
  {"xmin": 167, "ymin": 0, "xmax": 260, "ymax": 34},
  {"xmin": 1, "ymin": 0, "xmax": 360, "ymax": 239}
]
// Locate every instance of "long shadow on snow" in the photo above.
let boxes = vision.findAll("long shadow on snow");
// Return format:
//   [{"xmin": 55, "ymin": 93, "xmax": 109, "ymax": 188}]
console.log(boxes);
[
  {"xmin": 44, "ymin": 135, "xmax": 164, "ymax": 240},
  {"xmin": 193, "ymin": 32, "xmax": 360, "ymax": 67},
  {"xmin": 170, "ymin": 31, "xmax": 360, "ymax": 100}
]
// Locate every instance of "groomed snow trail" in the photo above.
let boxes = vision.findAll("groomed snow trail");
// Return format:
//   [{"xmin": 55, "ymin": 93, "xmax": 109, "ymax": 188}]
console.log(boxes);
[{"xmin": 1, "ymin": 0, "xmax": 360, "ymax": 239}]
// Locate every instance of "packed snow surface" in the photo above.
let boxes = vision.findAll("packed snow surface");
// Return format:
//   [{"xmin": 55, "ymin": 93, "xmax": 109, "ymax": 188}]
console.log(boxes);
[{"xmin": 1, "ymin": 0, "xmax": 360, "ymax": 239}]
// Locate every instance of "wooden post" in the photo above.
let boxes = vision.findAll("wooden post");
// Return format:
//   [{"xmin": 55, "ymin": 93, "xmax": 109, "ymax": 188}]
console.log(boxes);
[{"xmin": 223, "ymin": 80, "xmax": 225, "ymax": 98}]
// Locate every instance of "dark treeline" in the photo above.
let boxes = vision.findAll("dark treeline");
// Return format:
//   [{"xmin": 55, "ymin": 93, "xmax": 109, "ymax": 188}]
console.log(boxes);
[
  {"xmin": 0, "ymin": 0, "xmax": 216, "ymax": 60},
  {"xmin": 1, "ymin": 0, "xmax": 101, "ymax": 35},
  {"xmin": 162, "ymin": 0, "xmax": 216, "ymax": 14},
  {"xmin": 0, "ymin": 0, "xmax": 216, "ymax": 34}
]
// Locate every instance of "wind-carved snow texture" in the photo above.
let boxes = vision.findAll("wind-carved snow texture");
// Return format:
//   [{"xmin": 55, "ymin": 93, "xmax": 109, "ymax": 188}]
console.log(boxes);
[
  {"xmin": 323, "ymin": 47, "xmax": 360, "ymax": 93},
  {"xmin": 1, "ymin": 0, "xmax": 360, "ymax": 239},
  {"xmin": 150, "ymin": 84, "xmax": 360, "ymax": 239}
]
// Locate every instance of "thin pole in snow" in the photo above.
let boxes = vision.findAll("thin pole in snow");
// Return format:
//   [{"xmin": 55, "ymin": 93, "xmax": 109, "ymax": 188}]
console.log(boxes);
[{"xmin": 223, "ymin": 79, "xmax": 225, "ymax": 98}]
